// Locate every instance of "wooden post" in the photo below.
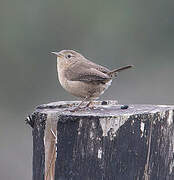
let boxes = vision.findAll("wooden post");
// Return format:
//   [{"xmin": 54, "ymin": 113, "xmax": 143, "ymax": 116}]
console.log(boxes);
[{"xmin": 27, "ymin": 101, "xmax": 174, "ymax": 180}]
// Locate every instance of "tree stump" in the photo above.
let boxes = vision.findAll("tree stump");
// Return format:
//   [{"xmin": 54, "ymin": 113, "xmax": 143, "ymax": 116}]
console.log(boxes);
[{"xmin": 27, "ymin": 101, "xmax": 174, "ymax": 180}]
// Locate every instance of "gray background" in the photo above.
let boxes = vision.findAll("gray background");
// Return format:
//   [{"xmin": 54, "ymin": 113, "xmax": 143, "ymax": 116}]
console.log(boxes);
[{"xmin": 1, "ymin": 0, "xmax": 174, "ymax": 179}]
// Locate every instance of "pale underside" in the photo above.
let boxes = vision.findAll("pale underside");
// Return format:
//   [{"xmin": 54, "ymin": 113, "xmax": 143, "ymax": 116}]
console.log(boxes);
[{"xmin": 62, "ymin": 79, "xmax": 113, "ymax": 100}]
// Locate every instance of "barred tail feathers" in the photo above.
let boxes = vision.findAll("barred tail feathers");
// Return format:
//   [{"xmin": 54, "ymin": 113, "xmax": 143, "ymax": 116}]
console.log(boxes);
[{"xmin": 107, "ymin": 65, "xmax": 134, "ymax": 78}]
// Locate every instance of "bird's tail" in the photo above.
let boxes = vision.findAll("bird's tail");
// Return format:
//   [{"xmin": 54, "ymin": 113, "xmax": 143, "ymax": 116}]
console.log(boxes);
[{"xmin": 107, "ymin": 65, "xmax": 134, "ymax": 78}]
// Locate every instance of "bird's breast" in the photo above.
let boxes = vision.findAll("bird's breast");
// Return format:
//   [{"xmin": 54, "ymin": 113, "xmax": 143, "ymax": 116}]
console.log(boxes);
[{"xmin": 57, "ymin": 64, "xmax": 67, "ymax": 89}]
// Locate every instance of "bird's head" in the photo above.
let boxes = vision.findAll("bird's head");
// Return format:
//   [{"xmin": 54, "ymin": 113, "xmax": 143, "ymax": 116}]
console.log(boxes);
[{"xmin": 51, "ymin": 50, "xmax": 84, "ymax": 66}]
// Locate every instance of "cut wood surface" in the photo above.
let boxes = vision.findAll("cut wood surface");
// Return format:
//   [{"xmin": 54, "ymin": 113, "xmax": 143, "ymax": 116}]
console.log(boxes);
[{"xmin": 28, "ymin": 101, "xmax": 174, "ymax": 180}]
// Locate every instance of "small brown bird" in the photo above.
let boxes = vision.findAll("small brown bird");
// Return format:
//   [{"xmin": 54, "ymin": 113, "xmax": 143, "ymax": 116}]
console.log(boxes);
[{"xmin": 52, "ymin": 50, "xmax": 133, "ymax": 111}]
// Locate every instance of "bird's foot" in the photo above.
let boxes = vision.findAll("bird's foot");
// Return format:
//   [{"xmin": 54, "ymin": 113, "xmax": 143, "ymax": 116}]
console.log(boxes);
[
  {"xmin": 84, "ymin": 106, "xmax": 96, "ymax": 111},
  {"xmin": 69, "ymin": 106, "xmax": 84, "ymax": 112},
  {"xmin": 69, "ymin": 105, "xmax": 95, "ymax": 112}
]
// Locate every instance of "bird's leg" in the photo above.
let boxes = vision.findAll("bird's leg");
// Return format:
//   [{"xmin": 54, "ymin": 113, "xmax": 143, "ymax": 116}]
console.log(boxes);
[
  {"xmin": 70, "ymin": 96, "xmax": 88, "ymax": 112},
  {"xmin": 85, "ymin": 100, "xmax": 95, "ymax": 109},
  {"xmin": 77, "ymin": 98, "xmax": 87, "ymax": 108},
  {"xmin": 86, "ymin": 101, "xmax": 92, "ymax": 107}
]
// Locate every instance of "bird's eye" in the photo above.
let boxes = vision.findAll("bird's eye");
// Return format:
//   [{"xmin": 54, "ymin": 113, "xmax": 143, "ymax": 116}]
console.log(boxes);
[{"xmin": 67, "ymin": 54, "xmax": 71, "ymax": 58}]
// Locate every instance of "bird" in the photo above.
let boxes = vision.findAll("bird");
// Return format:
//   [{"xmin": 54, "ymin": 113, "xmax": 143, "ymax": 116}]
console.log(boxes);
[{"xmin": 51, "ymin": 50, "xmax": 133, "ymax": 111}]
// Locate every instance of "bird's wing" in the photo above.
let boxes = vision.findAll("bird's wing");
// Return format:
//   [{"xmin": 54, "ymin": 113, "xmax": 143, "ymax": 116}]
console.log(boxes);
[
  {"xmin": 64, "ymin": 62, "xmax": 110, "ymax": 82},
  {"xmin": 83, "ymin": 59, "xmax": 110, "ymax": 74}
]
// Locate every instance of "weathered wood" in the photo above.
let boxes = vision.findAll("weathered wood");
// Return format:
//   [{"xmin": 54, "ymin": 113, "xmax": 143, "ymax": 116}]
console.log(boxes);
[{"xmin": 28, "ymin": 101, "xmax": 174, "ymax": 180}]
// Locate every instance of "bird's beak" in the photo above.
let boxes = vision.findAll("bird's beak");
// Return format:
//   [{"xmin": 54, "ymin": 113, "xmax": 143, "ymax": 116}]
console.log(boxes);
[{"xmin": 51, "ymin": 52, "xmax": 63, "ymax": 58}]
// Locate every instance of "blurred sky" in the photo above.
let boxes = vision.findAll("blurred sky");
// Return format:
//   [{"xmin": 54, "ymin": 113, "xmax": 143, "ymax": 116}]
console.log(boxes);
[{"xmin": 1, "ymin": 0, "xmax": 174, "ymax": 179}]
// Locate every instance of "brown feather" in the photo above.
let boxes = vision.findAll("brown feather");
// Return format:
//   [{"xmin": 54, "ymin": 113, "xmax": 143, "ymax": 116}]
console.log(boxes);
[
  {"xmin": 108, "ymin": 65, "xmax": 134, "ymax": 75},
  {"xmin": 64, "ymin": 61, "xmax": 110, "ymax": 83}
]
